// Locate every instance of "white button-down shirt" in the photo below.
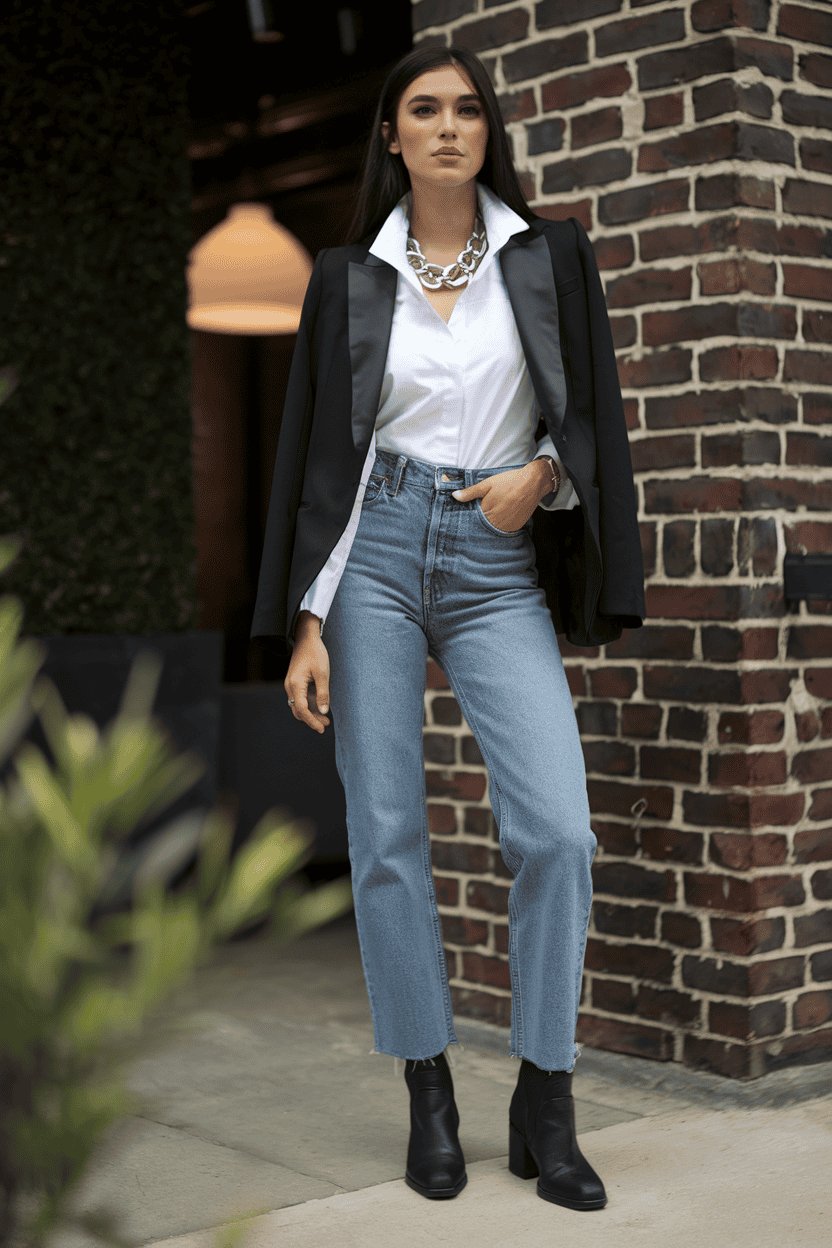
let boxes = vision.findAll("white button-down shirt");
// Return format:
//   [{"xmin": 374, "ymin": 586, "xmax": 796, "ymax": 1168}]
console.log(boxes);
[{"xmin": 299, "ymin": 180, "xmax": 579, "ymax": 635}]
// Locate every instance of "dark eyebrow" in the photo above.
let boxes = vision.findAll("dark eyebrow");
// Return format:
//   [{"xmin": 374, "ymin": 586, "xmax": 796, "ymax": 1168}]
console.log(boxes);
[{"xmin": 407, "ymin": 93, "xmax": 481, "ymax": 105}]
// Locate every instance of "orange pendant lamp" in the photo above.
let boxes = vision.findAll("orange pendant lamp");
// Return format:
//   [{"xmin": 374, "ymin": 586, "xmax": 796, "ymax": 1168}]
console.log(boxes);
[{"xmin": 187, "ymin": 203, "xmax": 313, "ymax": 334}]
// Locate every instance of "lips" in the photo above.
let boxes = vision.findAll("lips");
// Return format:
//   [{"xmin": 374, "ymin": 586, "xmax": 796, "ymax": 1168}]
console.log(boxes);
[{"xmin": 434, "ymin": 149, "xmax": 462, "ymax": 156}]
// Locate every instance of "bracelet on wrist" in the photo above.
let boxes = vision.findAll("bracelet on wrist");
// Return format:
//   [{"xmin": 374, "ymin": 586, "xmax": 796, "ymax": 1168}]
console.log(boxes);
[{"xmin": 539, "ymin": 455, "xmax": 560, "ymax": 497}]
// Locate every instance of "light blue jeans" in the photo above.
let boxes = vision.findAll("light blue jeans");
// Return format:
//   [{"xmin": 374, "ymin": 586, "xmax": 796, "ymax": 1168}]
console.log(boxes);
[{"xmin": 324, "ymin": 450, "xmax": 597, "ymax": 1074}]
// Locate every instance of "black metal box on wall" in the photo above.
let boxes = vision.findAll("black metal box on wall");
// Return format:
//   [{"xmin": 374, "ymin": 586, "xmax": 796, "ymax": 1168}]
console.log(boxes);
[{"xmin": 784, "ymin": 553, "xmax": 832, "ymax": 610}]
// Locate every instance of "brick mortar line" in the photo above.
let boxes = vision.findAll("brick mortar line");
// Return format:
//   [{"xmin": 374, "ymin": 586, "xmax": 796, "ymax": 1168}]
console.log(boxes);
[
  {"xmin": 621, "ymin": 464, "xmax": 832, "ymax": 472},
  {"xmin": 438, "ymin": 902, "xmax": 827, "ymax": 927},
  {"xmin": 427, "ymin": 674, "xmax": 830, "ymax": 696},
  {"xmin": 424, "ymin": 775, "xmax": 831, "ymax": 802},
  {"xmin": 438, "ymin": 888, "xmax": 825, "ymax": 908},
  {"xmin": 450, "ymin": 0, "xmax": 831, "ymax": 21},
  {"xmin": 622, "ymin": 381, "xmax": 825, "ymax": 396},
  {"xmin": 426, "ymin": 765, "xmax": 828, "ymax": 781},
  {"xmin": 449, "ymin": 973, "xmax": 832, "ymax": 1003},
  {"xmin": 517, "ymin": 114, "xmax": 832, "ymax": 158},
  {"xmin": 524, "ymin": 161, "xmax": 831, "ymax": 203},
  {"xmin": 604, "ymin": 833, "xmax": 828, "ymax": 849},
  {"xmin": 532, "ymin": 196, "xmax": 832, "ymax": 223},
  {"xmin": 441, "ymin": 0, "xmax": 832, "ymax": 18},
  {"xmin": 521, "ymin": 168, "xmax": 832, "ymax": 201},
  {"xmin": 440, "ymin": 931, "xmax": 827, "ymax": 970},
  {"xmin": 604, "ymin": 292, "xmax": 832, "ymax": 307},
  {"xmin": 572, "ymin": 209, "xmax": 832, "ymax": 235},
  {"xmin": 437, "ymin": 893, "xmax": 828, "ymax": 932},
  {"xmin": 436, "ymin": 900, "xmax": 826, "ymax": 939},
  {"xmin": 521, "ymin": 160, "xmax": 832, "ymax": 195},
  {"xmin": 417, "ymin": 6, "xmax": 830, "ymax": 69},
  {"xmin": 618, "ymin": 354, "xmax": 832, "ymax": 377},
  {"xmin": 573, "ymin": 1001, "xmax": 826, "ymax": 1023},
  {"xmin": 413, "ymin": 35, "xmax": 832, "ymax": 94},
  {"xmin": 431, "ymin": 848, "xmax": 831, "ymax": 877},
  {"xmin": 426, "ymin": 741, "xmax": 824, "ymax": 757},
  {"xmin": 428, "ymin": 661, "xmax": 816, "ymax": 670},
  {"xmin": 569, "ymin": 258, "xmax": 831, "ymax": 273},
  {"xmin": 426, "ymin": 658, "xmax": 829, "ymax": 679},
  {"xmin": 425, "ymin": 752, "xmax": 832, "ymax": 791}
]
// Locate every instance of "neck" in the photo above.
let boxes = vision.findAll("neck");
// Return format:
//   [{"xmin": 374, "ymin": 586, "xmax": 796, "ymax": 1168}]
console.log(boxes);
[{"xmin": 407, "ymin": 177, "xmax": 479, "ymax": 250}]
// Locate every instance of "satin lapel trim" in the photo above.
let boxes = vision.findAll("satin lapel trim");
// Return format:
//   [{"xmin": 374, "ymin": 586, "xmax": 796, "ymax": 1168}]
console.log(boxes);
[
  {"xmin": 499, "ymin": 233, "xmax": 567, "ymax": 440},
  {"xmin": 348, "ymin": 258, "xmax": 398, "ymax": 454}
]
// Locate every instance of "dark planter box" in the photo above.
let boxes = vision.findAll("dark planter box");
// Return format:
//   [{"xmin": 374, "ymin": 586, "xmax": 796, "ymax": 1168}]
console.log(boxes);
[
  {"xmin": 219, "ymin": 682, "xmax": 348, "ymax": 862},
  {"xmin": 7, "ymin": 630, "xmax": 349, "ymax": 883},
  {"xmin": 9, "ymin": 631, "xmax": 224, "ymax": 862}
]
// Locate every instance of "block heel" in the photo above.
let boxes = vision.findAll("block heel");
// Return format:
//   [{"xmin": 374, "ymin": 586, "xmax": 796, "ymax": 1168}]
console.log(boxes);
[{"xmin": 508, "ymin": 1119, "xmax": 539, "ymax": 1180}]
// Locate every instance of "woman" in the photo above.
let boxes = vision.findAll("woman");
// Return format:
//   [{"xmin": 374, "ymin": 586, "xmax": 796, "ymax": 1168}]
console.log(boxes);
[{"xmin": 251, "ymin": 45, "xmax": 645, "ymax": 1210}]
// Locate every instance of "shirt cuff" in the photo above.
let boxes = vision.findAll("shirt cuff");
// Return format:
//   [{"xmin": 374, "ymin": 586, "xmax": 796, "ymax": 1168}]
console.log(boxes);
[{"xmin": 534, "ymin": 431, "xmax": 580, "ymax": 511}]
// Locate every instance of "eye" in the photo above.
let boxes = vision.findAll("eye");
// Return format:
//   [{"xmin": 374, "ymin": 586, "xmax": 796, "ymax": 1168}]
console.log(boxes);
[{"xmin": 412, "ymin": 105, "xmax": 481, "ymax": 116}]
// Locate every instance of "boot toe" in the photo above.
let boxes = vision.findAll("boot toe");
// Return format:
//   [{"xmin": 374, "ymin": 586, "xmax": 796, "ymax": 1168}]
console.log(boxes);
[
  {"xmin": 537, "ymin": 1170, "xmax": 607, "ymax": 1210},
  {"xmin": 406, "ymin": 1154, "xmax": 467, "ymax": 1199}
]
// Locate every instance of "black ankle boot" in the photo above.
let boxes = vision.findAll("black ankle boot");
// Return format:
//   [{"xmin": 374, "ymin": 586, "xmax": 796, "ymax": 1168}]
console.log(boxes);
[
  {"xmin": 403, "ymin": 1050, "xmax": 467, "ymax": 1200},
  {"xmin": 508, "ymin": 1059, "xmax": 607, "ymax": 1210}
]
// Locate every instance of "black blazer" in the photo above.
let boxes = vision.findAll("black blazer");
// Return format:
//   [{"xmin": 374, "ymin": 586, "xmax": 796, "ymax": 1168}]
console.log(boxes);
[{"xmin": 250, "ymin": 213, "xmax": 646, "ymax": 658}]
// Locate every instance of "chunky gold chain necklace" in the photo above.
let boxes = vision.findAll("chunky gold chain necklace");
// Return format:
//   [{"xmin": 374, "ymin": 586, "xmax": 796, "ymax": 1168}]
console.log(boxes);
[{"xmin": 406, "ymin": 212, "xmax": 488, "ymax": 290}]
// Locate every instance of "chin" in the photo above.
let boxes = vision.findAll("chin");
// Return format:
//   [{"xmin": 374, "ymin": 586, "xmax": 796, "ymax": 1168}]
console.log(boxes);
[{"xmin": 419, "ymin": 168, "xmax": 470, "ymax": 185}]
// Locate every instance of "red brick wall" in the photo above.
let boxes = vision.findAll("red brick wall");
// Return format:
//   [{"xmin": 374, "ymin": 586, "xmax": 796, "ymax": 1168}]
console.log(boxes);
[{"xmin": 412, "ymin": 0, "xmax": 832, "ymax": 1079}]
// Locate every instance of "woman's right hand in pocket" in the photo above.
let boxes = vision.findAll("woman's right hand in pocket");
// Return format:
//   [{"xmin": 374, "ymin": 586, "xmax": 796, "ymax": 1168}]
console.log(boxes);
[{"xmin": 284, "ymin": 612, "xmax": 331, "ymax": 733}]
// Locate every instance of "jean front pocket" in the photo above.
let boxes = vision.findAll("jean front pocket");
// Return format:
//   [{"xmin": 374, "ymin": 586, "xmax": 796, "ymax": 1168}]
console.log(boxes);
[{"xmin": 475, "ymin": 497, "xmax": 528, "ymax": 537}]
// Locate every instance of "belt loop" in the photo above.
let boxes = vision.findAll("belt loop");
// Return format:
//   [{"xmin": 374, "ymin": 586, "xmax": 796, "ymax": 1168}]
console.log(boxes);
[{"xmin": 390, "ymin": 454, "xmax": 407, "ymax": 497}]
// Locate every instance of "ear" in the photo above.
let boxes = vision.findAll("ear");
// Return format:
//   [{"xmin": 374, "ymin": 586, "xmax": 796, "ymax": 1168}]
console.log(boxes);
[{"xmin": 381, "ymin": 120, "xmax": 400, "ymax": 155}]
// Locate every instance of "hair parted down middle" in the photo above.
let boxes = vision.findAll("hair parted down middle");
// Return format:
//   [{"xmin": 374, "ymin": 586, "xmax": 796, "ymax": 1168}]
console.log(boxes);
[{"xmin": 341, "ymin": 45, "xmax": 537, "ymax": 248}]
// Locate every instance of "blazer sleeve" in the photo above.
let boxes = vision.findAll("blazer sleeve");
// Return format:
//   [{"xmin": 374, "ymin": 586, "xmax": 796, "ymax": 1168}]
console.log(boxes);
[
  {"xmin": 298, "ymin": 430, "xmax": 378, "ymax": 637},
  {"xmin": 250, "ymin": 247, "xmax": 328, "ymax": 653},
  {"xmin": 572, "ymin": 218, "xmax": 646, "ymax": 624}
]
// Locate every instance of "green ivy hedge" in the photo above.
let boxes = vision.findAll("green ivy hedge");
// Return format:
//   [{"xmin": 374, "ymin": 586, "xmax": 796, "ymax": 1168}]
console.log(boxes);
[{"xmin": 0, "ymin": 0, "xmax": 201, "ymax": 638}]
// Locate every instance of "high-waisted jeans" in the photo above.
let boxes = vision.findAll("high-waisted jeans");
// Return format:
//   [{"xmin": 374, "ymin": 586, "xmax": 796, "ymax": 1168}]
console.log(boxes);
[{"xmin": 323, "ymin": 449, "xmax": 597, "ymax": 1075}]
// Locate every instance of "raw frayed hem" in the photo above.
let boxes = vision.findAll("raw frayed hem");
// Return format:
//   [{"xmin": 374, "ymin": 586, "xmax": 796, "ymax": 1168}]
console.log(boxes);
[
  {"xmin": 367, "ymin": 1042, "xmax": 464, "ymax": 1078},
  {"xmin": 508, "ymin": 1045, "xmax": 583, "ymax": 1075}
]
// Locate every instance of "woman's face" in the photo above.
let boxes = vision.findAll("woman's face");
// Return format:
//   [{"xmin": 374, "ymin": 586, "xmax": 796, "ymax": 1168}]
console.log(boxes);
[{"xmin": 381, "ymin": 64, "xmax": 490, "ymax": 193}]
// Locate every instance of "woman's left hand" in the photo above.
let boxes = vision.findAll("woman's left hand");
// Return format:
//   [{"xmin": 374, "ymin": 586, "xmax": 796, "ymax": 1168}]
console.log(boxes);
[{"xmin": 452, "ymin": 462, "xmax": 548, "ymax": 533}]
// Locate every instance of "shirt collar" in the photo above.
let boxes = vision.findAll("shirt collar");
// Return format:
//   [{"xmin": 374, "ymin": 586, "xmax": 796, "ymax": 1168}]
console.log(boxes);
[{"xmin": 368, "ymin": 180, "xmax": 530, "ymax": 293}]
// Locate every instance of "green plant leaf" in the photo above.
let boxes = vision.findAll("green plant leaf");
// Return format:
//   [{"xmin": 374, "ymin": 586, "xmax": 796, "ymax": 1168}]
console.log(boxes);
[
  {"xmin": 0, "ymin": 598, "xmax": 46, "ymax": 767},
  {"xmin": 0, "ymin": 559, "xmax": 355, "ymax": 1248},
  {"xmin": 207, "ymin": 816, "xmax": 315, "ymax": 940},
  {"xmin": 268, "ymin": 874, "xmax": 354, "ymax": 947},
  {"xmin": 13, "ymin": 742, "xmax": 98, "ymax": 877}
]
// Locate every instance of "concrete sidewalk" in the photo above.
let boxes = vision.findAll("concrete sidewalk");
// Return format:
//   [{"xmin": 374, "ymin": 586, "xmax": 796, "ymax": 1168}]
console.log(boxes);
[{"xmin": 47, "ymin": 910, "xmax": 831, "ymax": 1248}]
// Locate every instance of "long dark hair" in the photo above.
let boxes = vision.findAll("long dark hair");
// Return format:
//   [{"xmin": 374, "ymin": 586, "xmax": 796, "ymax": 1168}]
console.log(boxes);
[{"xmin": 342, "ymin": 45, "xmax": 537, "ymax": 246}]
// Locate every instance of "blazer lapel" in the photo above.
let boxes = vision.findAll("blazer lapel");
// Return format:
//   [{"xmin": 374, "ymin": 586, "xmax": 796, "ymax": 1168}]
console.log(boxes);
[
  {"xmin": 348, "ymin": 255, "xmax": 398, "ymax": 454},
  {"xmin": 348, "ymin": 232, "xmax": 568, "ymax": 454},
  {"xmin": 499, "ymin": 231, "xmax": 567, "ymax": 440}
]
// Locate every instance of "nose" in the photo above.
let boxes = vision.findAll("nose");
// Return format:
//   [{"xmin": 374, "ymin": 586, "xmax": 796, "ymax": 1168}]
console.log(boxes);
[{"xmin": 439, "ymin": 110, "xmax": 457, "ymax": 138}]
